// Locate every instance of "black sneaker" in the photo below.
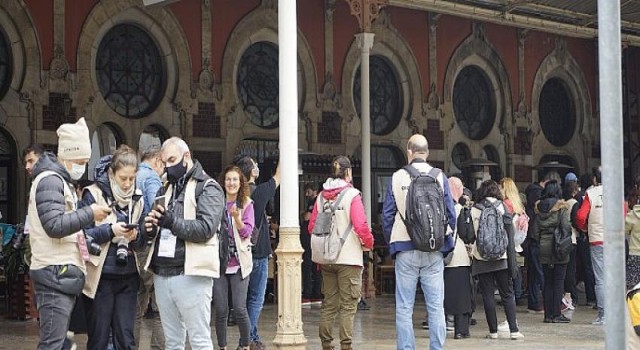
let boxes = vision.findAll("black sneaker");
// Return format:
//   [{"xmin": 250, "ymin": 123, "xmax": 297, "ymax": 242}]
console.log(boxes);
[
  {"xmin": 421, "ymin": 321, "xmax": 429, "ymax": 329},
  {"xmin": 553, "ymin": 315, "xmax": 571, "ymax": 323},
  {"xmin": 357, "ymin": 300, "xmax": 370, "ymax": 311}
]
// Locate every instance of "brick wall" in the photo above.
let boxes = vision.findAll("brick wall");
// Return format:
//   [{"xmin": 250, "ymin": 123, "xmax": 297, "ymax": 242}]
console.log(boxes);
[
  {"xmin": 193, "ymin": 150, "xmax": 222, "ymax": 177},
  {"xmin": 317, "ymin": 112, "xmax": 341, "ymax": 144},
  {"xmin": 192, "ymin": 102, "xmax": 220, "ymax": 138},
  {"xmin": 424, "ymin": 119, "xmax": 444, "ymax": 150},
  {"xmin": 42, "ymin": 93, "xmax": 77, "ymax": 131},
  {"xmin": 514, "ymin": 165, "xmax": 533, "ymax": 183},
  {"xmin": 514, "ymin": 127, "xmax": 532, "ymax": 155}
]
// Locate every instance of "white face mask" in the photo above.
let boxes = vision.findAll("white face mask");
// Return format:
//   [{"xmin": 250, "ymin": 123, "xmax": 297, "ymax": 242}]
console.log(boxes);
[{"xmin": 67, "ymin": 162, "xmax": 86, "ymax": 180}]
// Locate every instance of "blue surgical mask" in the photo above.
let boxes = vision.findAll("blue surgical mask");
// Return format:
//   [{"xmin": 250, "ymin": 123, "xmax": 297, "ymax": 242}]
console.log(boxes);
[{"xmin": 67, "ymin": 162, "xmax": 86, "ymax": 180}]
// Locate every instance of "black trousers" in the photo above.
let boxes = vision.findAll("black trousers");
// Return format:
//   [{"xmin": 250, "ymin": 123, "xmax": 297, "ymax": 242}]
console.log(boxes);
[
  {"xmin": 84, "ymin": 274, "xmax": 140, "ymax": 350},
  {"xmin": 576, "ymin": 234, "xmax": 597, "ymax": 303},
  {"xmin": 454, "ymin": 313, "xmax": 470, "ymax": 335},
  {"xmin": 564, "ymin": 245, "xmax": 578, "ymax": 303},
  {"xmin": 543, "ymin": 263, "xmax": 568, "ymax": 320},
  {"xmin": 477, "ymin": 269, "xmax": 519, "ymax": 333},
  {"xmin": 301, "ymin": 224, "xmax": 322, "ymax": 299}
]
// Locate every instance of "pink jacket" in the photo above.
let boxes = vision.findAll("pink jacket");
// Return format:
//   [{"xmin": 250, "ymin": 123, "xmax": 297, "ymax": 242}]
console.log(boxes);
[{"xmin": 308, "ymin": 181, "xmax": 374, "ymax": 250}]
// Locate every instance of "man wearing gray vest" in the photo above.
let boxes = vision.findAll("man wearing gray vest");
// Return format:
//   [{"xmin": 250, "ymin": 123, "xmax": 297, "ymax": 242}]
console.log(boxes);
[
  {"xmin": 28, "ymin": 118, "xmax": 111, "ymax": 350},
  {"xmin": 144, "ymin": 137, "xmax": 225, "ymax": 350}
]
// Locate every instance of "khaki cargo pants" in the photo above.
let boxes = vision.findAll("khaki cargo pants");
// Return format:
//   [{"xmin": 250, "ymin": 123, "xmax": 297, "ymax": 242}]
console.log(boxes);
[{"xmin": 319, "ymin": 264, "xmax": 363, "ymax": 348}]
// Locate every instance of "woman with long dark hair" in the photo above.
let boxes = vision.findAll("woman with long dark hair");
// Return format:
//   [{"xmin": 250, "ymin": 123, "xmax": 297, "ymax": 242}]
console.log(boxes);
[
  {"xmin": 535, "ymin": 180, "xmax": 572, "ymax": 323},
  {"xmin": 470, "ymin": 180, "xmax": 523, "ymax": 340},
  {"xmin": 213, "ymin": 165, "xmax": 255, "ymax": 350}
]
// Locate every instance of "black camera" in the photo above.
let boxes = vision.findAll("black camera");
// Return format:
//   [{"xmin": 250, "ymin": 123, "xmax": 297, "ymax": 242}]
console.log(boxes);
[
  {"xmin": 116, "ymin": 240, "xmax": 129, "ymax": 266},
  {"xmin": 85, "ymin": 235, "xmax": 102, "ymax": 256}
]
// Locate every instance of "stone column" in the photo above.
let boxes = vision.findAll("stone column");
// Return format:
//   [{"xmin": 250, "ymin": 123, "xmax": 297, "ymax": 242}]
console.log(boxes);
[
  {"xmin": 273, "ymin": 0, "xmax": 306, "ymax": 348},
  {"xmin": 356, "ymin": 32, "xmax": 375, "ymax": 224}
]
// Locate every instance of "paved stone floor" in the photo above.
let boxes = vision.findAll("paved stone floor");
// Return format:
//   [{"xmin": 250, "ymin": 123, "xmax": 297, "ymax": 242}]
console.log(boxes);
[{"xmin": 0, "ymin": 295, "xmax": 606, "ymax": 349}]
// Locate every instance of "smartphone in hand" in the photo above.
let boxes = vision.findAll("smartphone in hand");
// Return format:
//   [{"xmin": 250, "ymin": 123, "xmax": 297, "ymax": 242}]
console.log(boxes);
[
  {"xmin": 123, "ymin": 223, "xmax": 138, "ymax": 230},
  {"xmin": 153, "ymin": 195, "xmax": 166, "ymax": 210}
]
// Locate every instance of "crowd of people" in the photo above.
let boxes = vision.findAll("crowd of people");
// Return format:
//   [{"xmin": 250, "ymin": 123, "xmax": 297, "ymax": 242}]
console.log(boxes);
[
  {"xmin": 20, "ymin": 120, "xmax": 639, "ymax": 350},
  {"xmin": 24, "ymin": 118, "xmax": 282, "ymax": 350}
]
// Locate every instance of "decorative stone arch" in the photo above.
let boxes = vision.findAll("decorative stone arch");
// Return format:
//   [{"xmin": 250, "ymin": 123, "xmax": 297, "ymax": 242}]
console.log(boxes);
[
  {"xmin": 443, "ymin": 23, "xmax": 514, "ymax": 177},
  {"xmin": 340, "ymin": 12, "xmax": 425, "ymax": 151},
  {"xmin": 0, "ymin": 1, "xmax": 41, "ymax": 121},
  {"xmin": 75, "ymin": 2, "xmax": 194, "ymax": 143},
  {"xmin": 220, "ymin": 4, "xmax": 319, "ymax": 162},
  {"xmin": 531, "ymin": 38, "xmax": 592, "ymax": 175}
]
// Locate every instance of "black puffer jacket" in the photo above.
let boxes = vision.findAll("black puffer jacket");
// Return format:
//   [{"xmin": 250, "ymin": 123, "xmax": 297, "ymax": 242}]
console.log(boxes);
[
  {"xmin": 31, "ymin": 152, "xmax": 95, "ymax": 238},
  {"xmin": 534, "ymin": 198, "xmax": 571, "ymax": 265},
  {"xmin": 151, "ymin": 160, "xmax": 225, "ymax": 271}
]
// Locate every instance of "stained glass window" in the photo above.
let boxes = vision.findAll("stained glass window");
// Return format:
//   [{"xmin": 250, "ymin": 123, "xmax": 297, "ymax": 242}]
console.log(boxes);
[
  {"xmin": 453, "ymin": 66, "xmax": 495, "ymax": 140},
  {"xmin": 452, "ymin": 142, "xmax": 471, "ymax": 170},
  {"xmin": 96, "ymin": 24, "xmax": 165, "ymax": 118},
  {"xmin": 237, "ymin": 42, "xmax": 279, "ymax": 129},
  {"xmin": 353, "ymin": 55, "xmax": 402, "ymax": 135},
  {"xmin": 0, "ymin": 28, "xmax": 12, "ymax": 100},
  {"xmin": 539, "ymin": 78, "xmax": 576, "ymax": 147}
]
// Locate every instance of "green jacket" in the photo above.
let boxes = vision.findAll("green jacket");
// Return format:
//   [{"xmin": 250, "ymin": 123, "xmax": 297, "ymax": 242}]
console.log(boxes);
[{"xmin": 534, "ymin": 198, "xmax": 571, "ymax": 265}]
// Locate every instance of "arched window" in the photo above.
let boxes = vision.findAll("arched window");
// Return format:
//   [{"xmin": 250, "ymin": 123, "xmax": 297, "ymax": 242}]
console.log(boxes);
[
  {"xmin": 353, "ymin": 55, "xmax": 403, "ymax": 135},
  {"xmin": 452, "ymin": 142, "xmax": 471, "ymax": 171},
  {"xmin": 0, "ymin": 27, "xmax": 11, "ymax": 100},
  {"xmin": 138, "ymin": 124, "xmax": 168, "ymax": 152},
  {"xmin": 453, "ymin": 66, "xmax": 496, "ymax": 140},
  {"xmin": 88, "ymin": 124, "xmax": 122, "ymax": 180},
  {"xmin": 237, "ymin": 42, "xmax": 280, "ymax": 129},
  {"xmin": 539, "ymin": 78, "xmax": 576, "ymax": 146},
  {"xmin": 0, "ymin": 128, "xmax": 15, "ymax": 222},
  {"xmin": 96, "ymin": 24, "xmax": 165, "ymax": 118},
  {"xmin": 484, "ymin": 145, "xmax": 502, "ymax": 181}
]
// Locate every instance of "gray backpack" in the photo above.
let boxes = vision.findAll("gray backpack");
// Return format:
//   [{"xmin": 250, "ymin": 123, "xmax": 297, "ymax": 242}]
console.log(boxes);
[
  {"xmin": 310, "ymin": 189, "xmax": 353, "ymax": 264},
  {"xmin": 474, "ymin": 199, "xmax": 508, "ymax": 260}
]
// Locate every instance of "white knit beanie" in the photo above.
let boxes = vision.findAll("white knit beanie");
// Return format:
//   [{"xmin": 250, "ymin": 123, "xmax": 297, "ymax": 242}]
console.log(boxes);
[{"xmin": 57, "ymin": 117, "xmax": 92, "ymax": 160}]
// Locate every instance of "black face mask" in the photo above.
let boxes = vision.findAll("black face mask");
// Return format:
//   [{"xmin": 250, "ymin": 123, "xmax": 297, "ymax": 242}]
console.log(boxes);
[{"xmin": 165, "ymin": 155, "xmax": 187, "ymax": 183}]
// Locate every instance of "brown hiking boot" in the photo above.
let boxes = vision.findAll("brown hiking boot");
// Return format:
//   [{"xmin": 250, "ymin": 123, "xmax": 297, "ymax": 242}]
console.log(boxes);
[
  {"xmin": 322, "ymin": 343, "xmax": 334, "ymax": 350},
  {"xmin": 340, "ymin": 344, "xmax": 352, "ymax": 350}
]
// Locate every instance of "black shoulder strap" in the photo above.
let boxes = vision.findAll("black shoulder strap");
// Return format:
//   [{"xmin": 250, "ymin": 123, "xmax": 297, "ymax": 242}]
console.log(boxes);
[
  {"xmin": 402, "ymin": 165, "xmax": 421, "ymax": 179},
  {"xmin": 427, "ymin": 167, "xmax": 442, "ymax": 180}
]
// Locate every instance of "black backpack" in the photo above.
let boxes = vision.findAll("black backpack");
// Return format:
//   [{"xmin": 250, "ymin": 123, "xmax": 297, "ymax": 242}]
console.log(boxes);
[
  {"xmin": 399, "ymin": 165, "xmax": 447, "ymax": 252},
  {"xmin": 457, "ymin": 206, "xmax": 475, "ymax": 244},
  {"xmin": 474, "ymin": 199, "xmax": 508, "ymax": 260},
  {"xmin": 553, "ymin": 209, "xmax": 572, "ymax": 260}
]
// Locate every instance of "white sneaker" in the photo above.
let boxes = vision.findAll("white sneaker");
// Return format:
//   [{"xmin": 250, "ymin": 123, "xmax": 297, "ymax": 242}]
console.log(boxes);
[
  {"xmin": 510, "ymin": 331, "xmax": 525, "ymax": 340},
  {"xmin": 485, "ymin": 333, "xmax": 498, "ymax": 339},
  {"xmin": 498, "ymin": 320, "xmax": 518, "ymax": 332}
]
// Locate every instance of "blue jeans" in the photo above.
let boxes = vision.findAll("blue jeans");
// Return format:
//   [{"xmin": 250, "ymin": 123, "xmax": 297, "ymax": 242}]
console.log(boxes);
[
  {"xmin": 395, "ymin": 250, "xmax": 445, "ymax": 350},
  {"xmin": 591, "ymin": 245, "xmax": 604, "ymax": 315},
  {"xmin": 527, "ymin": 241, "xmax": 544, "ymax": 309},
  {"xmin": 154, "ymin": 274, "xmax": 214, "ymax": 350},
  {"xmin": 247, "ymin": 257, "xmax": 269, "ymax": 342}
]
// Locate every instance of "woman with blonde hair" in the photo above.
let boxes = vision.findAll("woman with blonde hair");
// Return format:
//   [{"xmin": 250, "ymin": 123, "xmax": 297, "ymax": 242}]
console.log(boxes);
[{"xmin": 499, "ymin": 177, "xmax": 528, "ymax": 305}]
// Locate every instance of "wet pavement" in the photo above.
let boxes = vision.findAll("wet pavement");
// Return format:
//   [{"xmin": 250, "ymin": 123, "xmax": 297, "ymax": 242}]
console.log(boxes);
[{"xmin": 0, "ymin": 294, "xmax": 606, "ymax": 349}]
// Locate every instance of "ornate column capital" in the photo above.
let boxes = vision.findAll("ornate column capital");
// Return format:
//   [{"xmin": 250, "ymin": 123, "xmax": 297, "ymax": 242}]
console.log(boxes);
[
  {"xmin": 355, "ymin": 32, "xmax": 375, "ymax": 53},
  {"xmin": 344, "ymin": 0, "xmax": 388, "ymax": 32}
]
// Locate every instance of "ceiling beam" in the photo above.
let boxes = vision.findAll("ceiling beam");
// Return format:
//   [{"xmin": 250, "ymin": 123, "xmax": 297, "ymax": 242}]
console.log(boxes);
[{"xmin": 389, "ymin": 0, "xmax": 640, "ymax": 46}]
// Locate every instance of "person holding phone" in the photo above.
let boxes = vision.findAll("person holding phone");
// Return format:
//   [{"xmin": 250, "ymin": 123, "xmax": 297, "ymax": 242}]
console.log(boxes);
[
  {"xmin": 78, "ymin": 145, "xmax": 145, "ymax": 350},
  {"xmin": 213, "ymin": 165, "xmax": 255, "ymax": 350},
  {"xmin": 28, "ymin": 118, "xmax": 112, "ymax": 350}
]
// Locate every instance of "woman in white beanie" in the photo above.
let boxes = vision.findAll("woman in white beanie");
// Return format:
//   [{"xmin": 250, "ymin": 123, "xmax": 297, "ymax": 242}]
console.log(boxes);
[{"xmin": 28, "ymin": 118, "xmax": 112, "ymax": 350}]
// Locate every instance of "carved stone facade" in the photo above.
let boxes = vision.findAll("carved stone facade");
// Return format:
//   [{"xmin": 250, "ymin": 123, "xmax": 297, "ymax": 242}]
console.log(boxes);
[{"xmin": 0, "ymin": 0, "xmax": 614, "ymax": 222}]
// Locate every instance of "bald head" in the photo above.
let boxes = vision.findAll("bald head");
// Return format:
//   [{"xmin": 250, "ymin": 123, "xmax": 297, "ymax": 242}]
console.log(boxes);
[{"xmin": 407, "ymin": 134, "xmax": 429, "ymax": 162}]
